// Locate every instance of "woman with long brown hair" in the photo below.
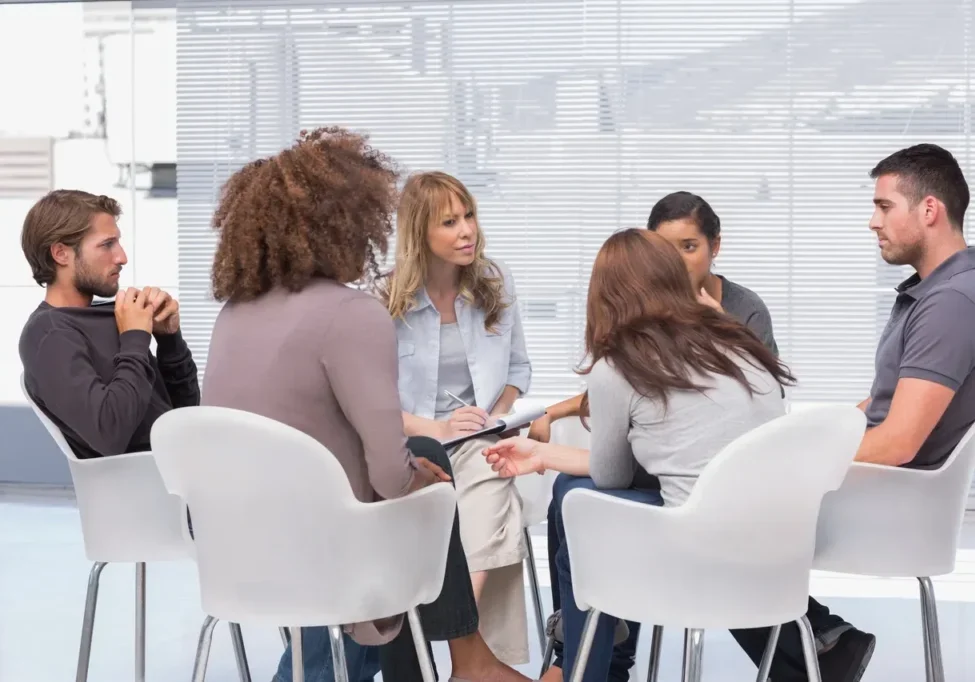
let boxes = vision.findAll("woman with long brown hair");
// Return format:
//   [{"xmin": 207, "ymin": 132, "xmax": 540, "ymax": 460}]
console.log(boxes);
[{"xmin": 482, "ymin": 228, "xmax": 793, "ymax": 682}]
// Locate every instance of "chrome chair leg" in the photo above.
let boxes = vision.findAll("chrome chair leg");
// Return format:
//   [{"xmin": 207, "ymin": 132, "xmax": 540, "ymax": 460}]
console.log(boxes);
[
  {"xmin": 567, "ymin": 609, "xmax": 602, "ymax": 682},
  {"xmin": 290, "ymin": 627, "xmax": 304, "ymax": 682},
  {"xmin": 681, "ymin": 629, "xmax": 704, "ymax": 682},
  {"xmin": 191, "ymin": 616, "xmax": 219, "ymax": 682},
  {"xmin": 135, "ymin": 562, "xmax": 146, "ymax": 682},
  {"xmin": 919, "ymin": 577, "xmax": 946, "ymax": 682},
  {"xmin": 796, "ymin": 616, "xmax": 823, "ymax": 682},
  {"xmin": 328, "ymin": 626, "xmax": 349, "ymax": 682},
  {"xmin": 756, "ymin": 624, "xmax": 782, "ymax": 682},
  {"xmin": 524, "ymin": 528, "xmax": 547, "ymax": 651},
  {"xmin": 646, "ymin": 625, "xmax": 664, "ymax": 682},
  {"xmin": 229, "ymin": 622, "xmax": 253, "ymax": 682},
  {"xmin": 76, "ymin": 562, "xmax": 108, "ymax": 682},
  {"xmin": 540, "ymin": 633, "xmax": 556, "ymax": 677},
  {"xmin": 408, "ymin": 608, "xmax": 438, "ymax": 682}
]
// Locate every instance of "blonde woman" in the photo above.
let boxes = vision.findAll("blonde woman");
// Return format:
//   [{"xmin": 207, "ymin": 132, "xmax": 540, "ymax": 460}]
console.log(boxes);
[{"xmin": 383, "ymin": 171, "xmax": 531, "ymax": 665}]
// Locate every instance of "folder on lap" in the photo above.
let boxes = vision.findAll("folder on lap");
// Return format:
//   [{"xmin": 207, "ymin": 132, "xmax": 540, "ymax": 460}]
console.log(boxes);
[{"xmin": 441, "ymin": 405, "xmax": 547, "ymax": 450}]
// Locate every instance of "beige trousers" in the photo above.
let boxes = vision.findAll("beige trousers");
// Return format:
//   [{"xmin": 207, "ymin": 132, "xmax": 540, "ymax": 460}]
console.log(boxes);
[{"xmin": 449, "ymin": 436, "xmax": 530, "ymax": 665}]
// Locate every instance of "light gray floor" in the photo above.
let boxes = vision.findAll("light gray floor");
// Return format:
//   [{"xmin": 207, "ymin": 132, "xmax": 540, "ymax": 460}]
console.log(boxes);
[{"xmin": 1, "ymin": 491, "xmax": 974, "ymax": 682}]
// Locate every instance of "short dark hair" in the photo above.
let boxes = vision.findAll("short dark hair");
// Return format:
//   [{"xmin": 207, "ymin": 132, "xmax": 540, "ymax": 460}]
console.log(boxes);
[
  {"xmin": 870, "ymin": 144, "xmax": 969, "ymax": 230},
  {"xmin": 21, "ymin": 189, "xmax": 122, "ymax": 286},
  {"xmin": 646, "ymin": 191, "xmax": 721, "ymax": 242}
]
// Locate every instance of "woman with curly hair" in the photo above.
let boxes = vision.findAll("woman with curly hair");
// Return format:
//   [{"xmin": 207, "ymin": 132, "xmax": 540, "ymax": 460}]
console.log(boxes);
[
  {"xmin": 202, "ymin": 128, "xmax": 532, "ymax": 682},
  {"xmin": 381, "ymin": 171, "xmax": 532, "ymax": 665}
]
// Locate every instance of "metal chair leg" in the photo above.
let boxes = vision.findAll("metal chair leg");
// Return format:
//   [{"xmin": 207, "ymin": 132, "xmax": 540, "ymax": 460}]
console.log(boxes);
[
  {"xmin": 681, "ymin": 629, "xmax": 704, "ymax": 682},
  {"xmin": 290, "ymin": 627, "xmax": 304, "ymax": 682},
  {"xmin": 191, "ymin": 616, "xmax": 219, "ymax": 682},
  {"xmin": 919, "ymin": 577, "xmax": 946, "ymax": 682},
  {"xmin": 229, "ymin": 622, "xmax": 253, "ymax": 682},
  {"xmin": 329, "ymin": 626, "xmax": 350, "ymax": 682},
  {"xmin": 408, "ymin": 608, "xmax": 438, "ymax": 682},
  {"xmin": 524, "ymin": 527, "xmax": 547, "ymax": 651},
  {"xmin": 135, "ymin": 562, "xmax": 146, "ymax": 682},
  {"xmin": 755, "ymin": 624, "xmax": 781, "ymax": 682},
  {"xmin": 540, "ymin": 634, "xmax": 556, "ymax": 677},
  {"xmin": 796, "ymin": 616, "xmax": 823, "ymax": 682},
  {"xmin": 279, "ymin": 627, "xmax": 291, "ymax": 648},
  {"xmin": 646, "ymin": 625, "xmax": 664, "ymax": 682},
  {"xmin": 76, "ymin": 562, "xmax": 108, "ymax": 682},
  {"xmin": 568, "ymin": 609, "xmax": 602, "ymax": 682}
]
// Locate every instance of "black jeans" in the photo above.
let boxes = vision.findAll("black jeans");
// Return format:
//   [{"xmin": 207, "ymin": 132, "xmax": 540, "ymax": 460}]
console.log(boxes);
[
  {"xmin": 729, "ymin": 599, "xmax": 848, "ymax": 682},
  {"xmin": 379, "ymin": 436, "xmax": 480, "ymax": 682}
]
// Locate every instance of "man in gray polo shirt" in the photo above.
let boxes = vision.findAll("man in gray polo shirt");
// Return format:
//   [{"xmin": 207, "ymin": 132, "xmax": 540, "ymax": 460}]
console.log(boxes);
[{"xmin": 736, "ymin": 144, "xmax": 975, "ymax": 682}]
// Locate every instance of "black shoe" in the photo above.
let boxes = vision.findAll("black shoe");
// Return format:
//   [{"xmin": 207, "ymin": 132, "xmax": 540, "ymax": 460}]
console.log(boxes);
[
  {"xmin": 817, "ymin": 628, "xmax": 875, "ymax": 682},
  {"xmin": 546, "ymin": 609, "xmax": 630, "ymax": 645}
]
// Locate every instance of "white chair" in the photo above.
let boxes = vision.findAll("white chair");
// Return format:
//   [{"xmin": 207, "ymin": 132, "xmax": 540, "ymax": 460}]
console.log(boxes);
[
  {"xmin": 814, "ymin": 421, "xmax": 975, "ymax": 682},
  {"xmin": 20, "ymin": 373, "xmax": 250, "ymax": 682},
  {"xmin": 515, "ymin": 414, "xmax": 587, "ymax": 653},
  {"xmin": 560, "ymin": 405, "xmax": 866, "ymax": 682},
  {"xmin": 515, "ymin": 459, "xmax": 558, "ymax": 652},
  {"xmin": 150, "ymin": 405, "xmax": 458, "ymax": 682}
]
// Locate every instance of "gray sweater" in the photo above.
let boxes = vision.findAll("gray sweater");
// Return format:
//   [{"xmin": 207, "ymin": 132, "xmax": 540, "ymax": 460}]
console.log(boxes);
[{"xmin": 587, "ymin": 353, "xmax": 785, "ymax": 506}]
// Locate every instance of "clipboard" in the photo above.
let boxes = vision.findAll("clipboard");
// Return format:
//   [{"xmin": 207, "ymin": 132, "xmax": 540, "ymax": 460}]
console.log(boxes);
[{"xmin": 441, "ymin": 404, "xmax": 547, "ymax": 450}]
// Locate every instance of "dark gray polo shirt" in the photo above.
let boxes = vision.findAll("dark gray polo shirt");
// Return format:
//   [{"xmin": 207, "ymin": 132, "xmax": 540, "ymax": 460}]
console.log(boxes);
[{"xmin": 865, "ymin": 247, "xmax": 975, "ymax": 469}]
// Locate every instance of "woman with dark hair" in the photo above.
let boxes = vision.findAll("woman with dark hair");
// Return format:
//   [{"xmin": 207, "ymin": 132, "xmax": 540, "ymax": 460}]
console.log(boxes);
[
  {"xmin": 646, "ymin": 191, "xmax": 777, "ymax": 353},
  {"xmin": 202, "ymin": 127, "xmax": 531, "ymax": 682},
  {"xmin": 528, "ymin": 191, "xmax": 778, "ymax": 444},
  {"xmin": 482, "ymin": 229, "xmax": 792, "ymax": 682}
]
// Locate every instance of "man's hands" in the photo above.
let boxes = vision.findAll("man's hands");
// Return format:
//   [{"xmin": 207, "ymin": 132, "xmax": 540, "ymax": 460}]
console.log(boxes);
[
  {"xmin": 114, "ymin": 287, "xmax": 180, "ymax": 336},
  {"xmin": 114, "ymin": 287, "xmax": 154, "ymax": 334}
]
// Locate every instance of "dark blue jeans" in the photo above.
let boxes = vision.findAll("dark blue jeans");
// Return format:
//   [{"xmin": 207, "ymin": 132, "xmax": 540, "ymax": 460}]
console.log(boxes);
[
  {"xmin": 274, "ymin": 630, "xmax": 380, "ymax": 682},
  {"xmin": 550, "ymin": 473, "xmax": 664, "ymax": 682},
  {"xmin": 275, "ymin": 436, "xmax": 478, "ymax": 682}
]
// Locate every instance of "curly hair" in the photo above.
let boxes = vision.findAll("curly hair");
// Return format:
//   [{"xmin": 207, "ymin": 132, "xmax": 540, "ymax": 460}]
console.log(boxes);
[{"xmin": 210, "ymin": 127, "xmax": 400, "ymax": 302}]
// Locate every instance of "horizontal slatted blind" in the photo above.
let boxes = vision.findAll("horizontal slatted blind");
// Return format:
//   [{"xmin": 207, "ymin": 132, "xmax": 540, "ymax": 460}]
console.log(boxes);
[{"xmin": 177, "ymin": 0, "xmax": 975, "ymax": 403}]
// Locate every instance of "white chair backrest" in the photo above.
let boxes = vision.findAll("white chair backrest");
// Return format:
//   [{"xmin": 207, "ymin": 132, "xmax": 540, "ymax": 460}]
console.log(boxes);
[
  {"xmin": 561, "ymin": 405, "xmax": 865, "ymax": 628},
  {"xmin": 150, "ymin": 405, "xmax": 457, "ymax": 626},
  {"xmin": 20, "ymin": 373, "xmax": 188, "ymax": 562},
  {"xmin": 815, "ymin": 419, "xmax": 975, "ymax": 577}
]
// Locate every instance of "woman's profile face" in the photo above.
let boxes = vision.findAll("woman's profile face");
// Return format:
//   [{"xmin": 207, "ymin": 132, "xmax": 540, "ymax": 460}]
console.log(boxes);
[
  {"xmin": 652, "ymin": 218, "xmax": 719, "ymax": 291},
  {"xmin": 425, "ymin": 193, "xmax": 478, "ymax": 268}
]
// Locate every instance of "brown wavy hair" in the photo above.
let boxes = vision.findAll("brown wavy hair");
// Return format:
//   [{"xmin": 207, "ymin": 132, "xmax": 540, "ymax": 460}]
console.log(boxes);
[
  {"xmin": 210, "ymin": 127, "xmax": 399, "ymax": 302},
  {"xmin": 580, "ymin": 229, "xmax": 794, "ymax": 414}
]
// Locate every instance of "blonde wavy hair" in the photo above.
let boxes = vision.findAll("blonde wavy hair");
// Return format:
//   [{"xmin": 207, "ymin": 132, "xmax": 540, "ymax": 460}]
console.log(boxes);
[{"xmin": 382, "ymin": 171, "xmax": 508, "ymax": 330}]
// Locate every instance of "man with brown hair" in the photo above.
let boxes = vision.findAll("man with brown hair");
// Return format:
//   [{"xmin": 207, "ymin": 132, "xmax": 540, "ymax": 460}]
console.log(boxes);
[{"xmin": 19, "ymin": 189, "xmax": 199, "ymax": 459}]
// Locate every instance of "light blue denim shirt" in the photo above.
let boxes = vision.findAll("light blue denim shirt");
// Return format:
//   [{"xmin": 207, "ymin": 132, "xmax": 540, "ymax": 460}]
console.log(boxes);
[{"xmin": 395, "ymin": 260, "xmax": 532, "ymax": 419}]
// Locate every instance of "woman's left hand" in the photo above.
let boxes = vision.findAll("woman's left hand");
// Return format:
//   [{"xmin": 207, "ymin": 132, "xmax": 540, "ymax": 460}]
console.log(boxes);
[{"xmin": 481, "ymin": 437, "xmax": 544, "ymax": 478}]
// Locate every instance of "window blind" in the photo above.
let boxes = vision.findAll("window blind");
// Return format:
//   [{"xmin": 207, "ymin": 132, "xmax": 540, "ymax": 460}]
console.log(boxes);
[{"xmin": 176, "ymin": 0, "xmax": 975, "ymax": 404}]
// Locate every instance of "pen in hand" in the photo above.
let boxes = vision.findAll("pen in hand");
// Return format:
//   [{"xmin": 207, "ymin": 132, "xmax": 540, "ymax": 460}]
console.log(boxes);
[
  {"xmin": 443, "ymin": 391, "xmax": 500, "ymax": 434},
  {"xmin": 444, "ymin": 390, "xmax": 472, "ymax": 408}
]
